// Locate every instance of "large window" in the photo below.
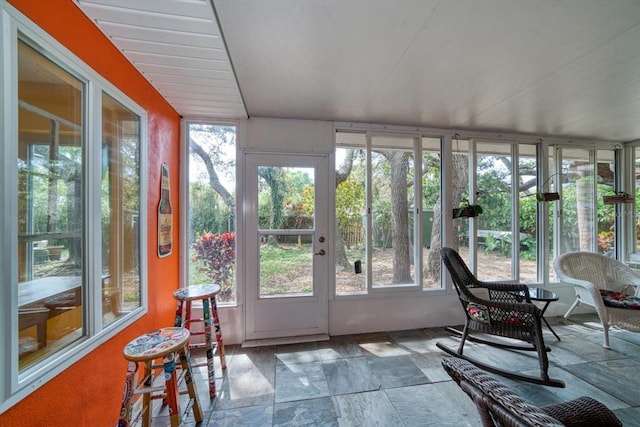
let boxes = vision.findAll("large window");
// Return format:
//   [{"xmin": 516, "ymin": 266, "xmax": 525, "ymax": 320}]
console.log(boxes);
[
  {"xmin": 335, "ymin": 129, "xmax": 630, "ymax": 293},
  {"xmin": 554, "ymin": 146, "xmax": 618, "ymax": 257},
  {"xmin": 632, "ymin": 146, "xmax": 640, "ymax": 256},
  {"xmin": 101, "ymin": 94, "xmax": 142, "ymax": 325},
  {"xmin": 17, "ymin": 41, "xmax": 85, "ymax": 370},
  {"xmin": 453, "ymin": 139, "xmax": 539, "ymax": 283},
  {"xmin": 2, "ymin": 21, "xmax": 146, "ymax": 410},
  {"xmin": 335, "ymin": 130, "xmax": 443, "ymax": 294},
  {"xmin": 185, "ymin": 123, "xmax": 237, "ymax": 303},
  {"xmin": 370, "ymin": 134, "xmax": 417, "ymax": 288}
]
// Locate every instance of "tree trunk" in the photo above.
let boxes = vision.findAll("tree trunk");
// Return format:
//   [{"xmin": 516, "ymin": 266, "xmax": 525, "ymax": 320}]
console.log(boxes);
[
  {"xmin": 576, "ymin": 177, "xmax": 594, "ymax": 251},
  {"xmin": 258, "ymin": 167, "xmax": 285, "ymax": 246},
  {"xmin": 335, "ymin": 222, "xmax": 352, "ymax": 271},
  {"xmin": 389, "ymin": 152, "xmax": 412, "ymax": 284},
  {"xmin": 425, "ymin": 154, "xmax": 468, "ymax": 281}
]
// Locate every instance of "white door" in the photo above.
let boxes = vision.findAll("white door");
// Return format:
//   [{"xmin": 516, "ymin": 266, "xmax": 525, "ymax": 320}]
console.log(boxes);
[{"xmin": 244, "ymin": 153, "xmax": 329, "ymax": 341}]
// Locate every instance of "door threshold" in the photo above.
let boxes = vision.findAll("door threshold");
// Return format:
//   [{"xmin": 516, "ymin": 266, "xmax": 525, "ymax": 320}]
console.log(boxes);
[{"xmin": 242, "ymin": 334, "xmax": 330, "ymax": 348}]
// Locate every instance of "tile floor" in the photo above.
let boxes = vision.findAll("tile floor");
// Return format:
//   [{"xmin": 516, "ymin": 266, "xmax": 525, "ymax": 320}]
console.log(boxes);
[{"xmin": 149, "ymin": 313, "xmax": 640, "ymax": 426}]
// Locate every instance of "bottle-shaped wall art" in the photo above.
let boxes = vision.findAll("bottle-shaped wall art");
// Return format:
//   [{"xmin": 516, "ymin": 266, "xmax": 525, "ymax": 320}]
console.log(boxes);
[{"xmin": 158, "ymin": 163, "xmax": 173, "ymax": 257}]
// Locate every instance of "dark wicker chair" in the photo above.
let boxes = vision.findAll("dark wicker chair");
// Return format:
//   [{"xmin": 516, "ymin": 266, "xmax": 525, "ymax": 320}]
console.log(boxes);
[
  {"xmin": 442, "ymin": 357, "xmax": 622, "ymax": 427},
  {"xmin": 437, "ymin": 247, "xmax": 564, "ymax": 387}
]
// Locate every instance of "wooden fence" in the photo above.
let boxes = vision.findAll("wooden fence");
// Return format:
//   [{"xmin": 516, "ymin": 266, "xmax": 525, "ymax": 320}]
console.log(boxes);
[{"xmin": 341, "ymin": 226, "xmax": 364, "ymax": 246}]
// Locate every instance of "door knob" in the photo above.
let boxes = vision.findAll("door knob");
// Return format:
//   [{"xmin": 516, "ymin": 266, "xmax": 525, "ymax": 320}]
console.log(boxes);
[{"xmin": 314, "ymin": 249, "xmax": 326, "ymax": 256}]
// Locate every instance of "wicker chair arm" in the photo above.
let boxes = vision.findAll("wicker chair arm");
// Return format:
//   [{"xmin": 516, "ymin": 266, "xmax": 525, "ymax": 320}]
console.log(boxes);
[
  {"xmin": 442, "ymin": 358, "xmax": 564, "ymax": 427},
  {"xmin": 540, "ymin": 396, "xmax": 622, "ymax": 427},
  {"xmin": 553, "ymin": 269, "xmax": 594, "ymax": 290},
  {"xmin": 617, "ymin": 266, "xmax": 640, "ymax": 296},
  {"xmin": 553, "ymin": 270, "xmax": 606, "ymax": 310}
]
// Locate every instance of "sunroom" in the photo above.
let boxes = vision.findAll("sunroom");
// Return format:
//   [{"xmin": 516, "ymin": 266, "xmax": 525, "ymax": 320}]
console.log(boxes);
[{"xmin": 2, "ymin": 0, "xmax": 640, "ymax": 425}]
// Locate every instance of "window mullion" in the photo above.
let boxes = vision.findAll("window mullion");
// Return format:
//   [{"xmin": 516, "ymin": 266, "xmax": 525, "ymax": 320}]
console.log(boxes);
[
  {"xmin": 468, "ymin": 139, "xmax": 477, "ymax": 275},
  {"xmin": 414, "ymin": 136, "xmax": 422, "ymax": 287},
  {"xmin": 365, "ymin": 132, "xmax": 372, "ymax": 292},
  {"xmin": 511, "ymin": 143, "xmax": 519, "ymax": 281},
  {"xmin": 86, "ymin": 83, "xmax": 101, "ymax": 334}
]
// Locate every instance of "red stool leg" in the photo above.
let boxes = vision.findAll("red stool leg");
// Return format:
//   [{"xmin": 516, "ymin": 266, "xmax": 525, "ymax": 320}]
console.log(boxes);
[
  {"xmin": 202, "ymin": 298, "xmax": 217, "ymax": 398},
  {"xmin": 178, "ymin": 345, "xmax": 204, "ymax": 422},
  {"xmin": 210, "ymin": 295, "xmax": 227, "ymax": 369},
  {"xmin": 118, "ymin": 361, "xmax": 138, "ymax": 427},
  {"xmin": 163, "ymin": 352, "xmax": 181, "ymax": 427}
]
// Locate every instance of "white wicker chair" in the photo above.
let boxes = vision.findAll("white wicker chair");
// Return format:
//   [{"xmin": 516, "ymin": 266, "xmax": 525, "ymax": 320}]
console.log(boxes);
[{"xmin": 553, "ymin": 251, "xmax": 640, "ymax": 348}]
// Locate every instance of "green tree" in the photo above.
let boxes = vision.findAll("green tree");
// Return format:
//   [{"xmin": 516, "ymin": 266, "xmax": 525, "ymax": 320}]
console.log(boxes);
[
  {"xmin": 188, "ymin": 125, "xmax": 236, "ymax": 237},
  {"xmin": 336, "ymin": 177, "xmax": 365, "ymax": 230}
]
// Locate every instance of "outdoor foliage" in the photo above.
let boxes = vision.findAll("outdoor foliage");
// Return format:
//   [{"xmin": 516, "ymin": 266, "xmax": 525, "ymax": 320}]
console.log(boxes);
[
  {"xmin": 192, "ymin": 231, "xmax": 236, "ymax": 300},
  {"xmin": 336, "ymin": 177, "xmax": 365, "ymax": 229},
  {"xmin": 189, "ymin": 184, "xmax": 234, "ymax": 238}
]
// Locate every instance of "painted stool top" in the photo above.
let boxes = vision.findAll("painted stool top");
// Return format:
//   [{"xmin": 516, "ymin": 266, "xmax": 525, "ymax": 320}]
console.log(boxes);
[
  {"xmin": 173, "ymin": 284, "xmax": 221, "ymax": 301},
  {"xmin": 123, "ymin": 327, "xmax": 190, "ymax": 361}
]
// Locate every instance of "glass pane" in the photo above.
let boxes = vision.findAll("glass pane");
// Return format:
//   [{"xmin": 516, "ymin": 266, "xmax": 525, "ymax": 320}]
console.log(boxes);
[
  {"xmin": 518, "ymin": 144, "xmax": 538, "ymax": 282},
  {"xmin": 636, "ymin": 148, "xmax": 640, "ymax": 253},
  {"xmin": 371, "ymin": 135, "xmax": 415, "ymax": 287},
  {"xmin": 476, "ymin": 142, "xmax": 513, "ymax": 281},
  {"xmin": 257, "ymin": 165, "xmax": 315, "ymax": 297},
  {"xmin": 546, "ymin": 148, "xmax": 563, "ymax": 278},
  {"xmin": 422, "ymin": 137, "xmax": 442, "ymax": 289},
  {"xmin": 335, "ymin": 135, "xmax": 366, "ymax": 295},
  {"xmin": 451, "ymin": 139, "xmax": 471, "ymax": 267},
  {"xmin": 259, "ymin": 234, "xmax": 313, "ymax": 297},
  {"xmin": 258, "ymin": 166, "xmax": 314, "ymax": 230},
  {"xmin": 101, "ymin": 94, "xmax": 141, "ymax": 325},
  {"xmin": 187, "ymin": 125, "xmax": 237, "ymax": 303},
  {"xmin": 597, "ymin": 149, "xmax": 616, "ymax": 256},
  {"xmin": 561, "ymin": 148, "xmax": 595, "ymax": 253},
  {"xmin": 17, "ymin": 41, "xmax": 84, "ymax": 370}
]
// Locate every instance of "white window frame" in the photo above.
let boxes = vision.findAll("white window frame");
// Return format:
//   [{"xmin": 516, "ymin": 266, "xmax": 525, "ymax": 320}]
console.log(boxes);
[
  {"xmin": 334, "ymin": 129, "xmax": 447, "ymax": 296},
  {"xmin": 179, "ymin": 119, "xmax": 240, "ymax": 307},
  {"xmin": 0, "ymin": 4, "xmax": 148, "ymax": 413}
]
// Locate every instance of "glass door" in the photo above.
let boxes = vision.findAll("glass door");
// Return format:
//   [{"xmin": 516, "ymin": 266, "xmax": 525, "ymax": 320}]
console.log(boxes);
[{"xmin": 244, "ymin": 153, "xmax": 329, "ymax": 341}]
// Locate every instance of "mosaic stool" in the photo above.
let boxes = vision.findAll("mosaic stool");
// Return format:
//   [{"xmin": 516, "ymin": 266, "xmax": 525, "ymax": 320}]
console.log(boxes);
[
  {"xmin": 118, "ymin": 327, "xmax": 203, "ymax": 427},
  {"xmin": 173, "ymin": 283, "xmax": 227, "ymax": 399}
]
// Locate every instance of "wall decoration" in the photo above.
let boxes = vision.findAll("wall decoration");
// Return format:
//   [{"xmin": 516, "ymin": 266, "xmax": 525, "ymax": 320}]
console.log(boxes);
[{"xmin": 158, "ymin": 163, "xmax": 173, "ymax": 257}]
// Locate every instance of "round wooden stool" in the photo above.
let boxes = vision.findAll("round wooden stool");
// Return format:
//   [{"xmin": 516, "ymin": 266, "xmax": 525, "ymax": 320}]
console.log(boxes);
[
  {"xmin": 173, "ymin": 283, "xmax": 227, "ymax": 399},
  {"xmin": 118, "ymin": 327, "xmax": 203, "ymax": 427}
]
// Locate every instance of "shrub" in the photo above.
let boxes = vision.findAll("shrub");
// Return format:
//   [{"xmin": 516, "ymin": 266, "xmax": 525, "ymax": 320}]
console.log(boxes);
[{"xmin": 192, "ymin": 231, "xmax": 235, "ymax": 300}]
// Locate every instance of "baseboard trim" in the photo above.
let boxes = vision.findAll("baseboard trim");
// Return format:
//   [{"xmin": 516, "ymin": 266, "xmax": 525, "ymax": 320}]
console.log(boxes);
[{"xmin": 242, "ymin": 334, "xmax": 330, "ymax": 348}]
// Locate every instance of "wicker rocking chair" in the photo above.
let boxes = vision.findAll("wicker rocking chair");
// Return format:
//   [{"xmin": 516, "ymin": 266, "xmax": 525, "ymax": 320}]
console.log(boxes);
[
  {"xmin": 553, "ymin": 251, "xmax": 640, "ymax": 349},
  {"xmin": 437, "ymin": 247, "xmax": 565, "ymax": 388}
]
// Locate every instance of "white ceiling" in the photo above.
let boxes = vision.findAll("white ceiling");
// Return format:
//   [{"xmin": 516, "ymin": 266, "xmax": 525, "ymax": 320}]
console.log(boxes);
[
  {"xmin": 76, "ymin": 0, "xmax": 640, "ymax": 142},
  {"xmin": 75, "ymin": 0, "xmax": 246, "ymax": 118}
]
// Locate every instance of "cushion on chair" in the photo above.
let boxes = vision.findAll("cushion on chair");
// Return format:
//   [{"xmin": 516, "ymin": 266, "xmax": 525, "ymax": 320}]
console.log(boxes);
[
  {"xmin": 600, "ymin": 290, "xmax": 640, "ymax": 310},
  {"xmin": 467, "ymin": 302, "xmax": 535, "ymax": 325}
]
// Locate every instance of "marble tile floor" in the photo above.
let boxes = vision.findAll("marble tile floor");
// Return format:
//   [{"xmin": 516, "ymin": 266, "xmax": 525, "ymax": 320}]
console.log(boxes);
[{"xmin": 147, "ymin": 313, "xmax": 640, "ymax": 426}]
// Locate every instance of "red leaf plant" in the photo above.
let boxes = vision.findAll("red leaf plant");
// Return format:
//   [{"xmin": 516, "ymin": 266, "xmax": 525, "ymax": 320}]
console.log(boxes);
[{"xmin": 192, "ymin": 231, "xmax": 236, "ymax": 301}]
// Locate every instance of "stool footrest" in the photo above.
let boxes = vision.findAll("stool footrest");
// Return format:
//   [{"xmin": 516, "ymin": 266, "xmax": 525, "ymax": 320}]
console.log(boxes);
[
  {"xmin": 132, "ymin": 385, "xmax": 166, "ymax": 395},
  {"xmin": 189, "ymin": 341, "xmax": 220, "ymax": 349}
]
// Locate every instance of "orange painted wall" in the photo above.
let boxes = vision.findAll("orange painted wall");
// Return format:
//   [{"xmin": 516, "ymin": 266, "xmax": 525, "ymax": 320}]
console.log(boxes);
[{"xmin": 2, "ymin": 1, "xmax": 181, "ymax": 425}]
